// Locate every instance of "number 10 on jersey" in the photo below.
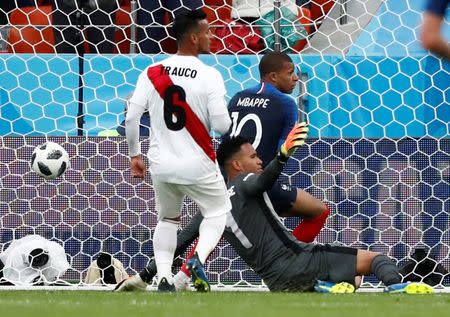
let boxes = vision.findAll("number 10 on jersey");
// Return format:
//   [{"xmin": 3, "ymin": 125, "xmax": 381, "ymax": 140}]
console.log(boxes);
[{"xmin": 230, "ymin": 111, "xmax": 263, "ymax": 150}]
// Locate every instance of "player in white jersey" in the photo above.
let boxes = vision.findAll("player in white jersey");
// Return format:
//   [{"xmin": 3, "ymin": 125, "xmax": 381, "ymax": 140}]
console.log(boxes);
[
  {"xmin": 0, "ymin": 235, "xmax": 70, "ymax": 286},
  {"xmin": 125, "ymin": 9, "xmax": 232, "ymax": 292}
]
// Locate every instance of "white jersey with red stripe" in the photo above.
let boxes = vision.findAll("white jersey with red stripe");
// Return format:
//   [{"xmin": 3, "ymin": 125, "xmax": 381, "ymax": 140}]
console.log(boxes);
[{"xmin": 126, "ymin": 55, "xmax": 231, "ymax": 184}]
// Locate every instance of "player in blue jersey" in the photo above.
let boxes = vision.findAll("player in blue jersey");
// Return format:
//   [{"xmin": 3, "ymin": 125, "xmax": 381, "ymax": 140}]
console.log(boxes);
[
  {"xmin": 224, "ymin": 51, "xmax": 329, "ymax": 243},
  {"xmin": 224, "ymin": 51, "xmax": 298, "ymax": 167},
  {"xmin": 422, "ymin": 0, "xmax": 450, "ymax": 59}
]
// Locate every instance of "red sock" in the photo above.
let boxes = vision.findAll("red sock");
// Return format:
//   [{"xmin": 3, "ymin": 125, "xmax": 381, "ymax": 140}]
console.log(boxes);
[
  {"xmin": 180, "ymin": 240, "xmax": 198, "ymax": 277},
  {"xmin": 292, "ymin": 208, "xmax": 330, "ymax": 243}
]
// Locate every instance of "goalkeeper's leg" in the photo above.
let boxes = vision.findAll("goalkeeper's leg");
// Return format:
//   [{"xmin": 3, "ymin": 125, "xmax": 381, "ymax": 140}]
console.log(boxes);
[{"xmin": 358, "ymin": 251, "xmax": 434, "ymax": 294}]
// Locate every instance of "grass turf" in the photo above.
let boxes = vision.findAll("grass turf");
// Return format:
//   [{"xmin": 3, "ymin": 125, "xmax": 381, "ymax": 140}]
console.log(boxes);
[{"xmin": 1, "ymin": 291, "xmax": 449, "ymax": 317}]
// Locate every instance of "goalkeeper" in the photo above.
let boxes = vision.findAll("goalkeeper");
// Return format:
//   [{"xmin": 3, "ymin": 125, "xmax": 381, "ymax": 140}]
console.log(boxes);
[{"xmin": 117, "ymin": 124, "xmax": 432, "ymax": 293}]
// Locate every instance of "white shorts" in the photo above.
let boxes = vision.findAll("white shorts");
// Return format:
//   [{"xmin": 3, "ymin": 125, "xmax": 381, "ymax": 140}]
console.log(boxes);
[{"xmin": 153, "ymin": 177, "xmax": 231, "ymax": 221}]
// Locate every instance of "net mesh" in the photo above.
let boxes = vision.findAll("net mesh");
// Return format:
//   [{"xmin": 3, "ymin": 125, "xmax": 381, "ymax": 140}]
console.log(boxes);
[{"xmin": 0, "ymin": 0, "xmax": 449, "ymax": 289}]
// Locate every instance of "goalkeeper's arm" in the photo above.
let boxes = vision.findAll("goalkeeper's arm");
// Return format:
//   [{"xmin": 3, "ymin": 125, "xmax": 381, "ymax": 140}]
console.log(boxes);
[
  {"xmin": 277, "ymin": 122, "xmax": 308, "ymax": 164},
  {"xmin": 242, "ymin": 122, "xmax": 309, "ymax": 196}
]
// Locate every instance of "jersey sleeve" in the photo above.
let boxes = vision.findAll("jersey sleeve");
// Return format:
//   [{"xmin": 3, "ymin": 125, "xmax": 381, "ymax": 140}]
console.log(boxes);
[
  {"xmin": 425, "ymin": 0, "xmax": 449, "ymax": 16},
  {"xmin": 267, "ymin": 182, "xmax": 297, "ymax": 215},
  {"xmin": 277, "ymin": 97, "xmax": 298, "ymax": 150},
  {"xmin": 126, "ymin": 70, "xmax": 152, "ymax": 157},
  {"xmin": 207, "ymin": 69, "xmax": 231, "ymax": 135},
  {"xmin": 239, "ymin": 158, "xmax": 285, "ymax": 196}
]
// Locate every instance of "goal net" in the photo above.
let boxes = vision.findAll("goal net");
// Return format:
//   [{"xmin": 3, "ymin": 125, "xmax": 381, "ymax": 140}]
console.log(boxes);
[{"xmin": 0, "ymin": 0, "xmax": 448, "ymax": 290}]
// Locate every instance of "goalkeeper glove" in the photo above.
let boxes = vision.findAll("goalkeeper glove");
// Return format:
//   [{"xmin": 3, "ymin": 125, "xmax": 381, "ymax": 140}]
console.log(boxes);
[{"xmin": 278, "ymin": 122, "xmax": 309, "ymax": 164}]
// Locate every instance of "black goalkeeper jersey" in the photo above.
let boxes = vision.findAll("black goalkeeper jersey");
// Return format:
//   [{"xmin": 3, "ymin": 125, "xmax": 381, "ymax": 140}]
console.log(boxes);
[
  {"xmin": 222, "ymin": 159, "xmax": 313, "ymax": 287},
  {"xmin": 175, "ymin": 158, "xmax": 315, "ymax": 290}
]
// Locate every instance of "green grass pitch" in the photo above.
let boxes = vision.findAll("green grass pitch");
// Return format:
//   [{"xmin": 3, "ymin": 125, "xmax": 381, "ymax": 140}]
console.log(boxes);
[{"xmin": 1, "ymin": 291, "xmax": 450, "ymax": 317}]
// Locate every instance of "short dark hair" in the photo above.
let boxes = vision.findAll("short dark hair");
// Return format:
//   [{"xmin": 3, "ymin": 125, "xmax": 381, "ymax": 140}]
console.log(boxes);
[
  {"xmin": 171, "ymin": 9, "xmax": 207, "ymax": 42},
  {"xmin": 217, "ymin": 136, "xmax": 250, "ymax": 167},
  {"xmin": 259, "ymin": 51, "xmax": 293, "ymax": 78}
]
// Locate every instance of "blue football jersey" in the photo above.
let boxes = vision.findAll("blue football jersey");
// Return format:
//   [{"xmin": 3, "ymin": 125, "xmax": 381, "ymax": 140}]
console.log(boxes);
[
  {"xmin": 224, "ymin": 82, "xmax": 298, "ymax": 167},
  {"xmin": 425, "ymin": 0, "xmax": 449, "ymax": 16}
]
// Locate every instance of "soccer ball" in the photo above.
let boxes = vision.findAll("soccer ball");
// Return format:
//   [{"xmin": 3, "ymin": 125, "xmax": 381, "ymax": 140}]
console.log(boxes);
[{"xmin": 31, "ymin": 142, "xmax": 70, "ymax": 180}]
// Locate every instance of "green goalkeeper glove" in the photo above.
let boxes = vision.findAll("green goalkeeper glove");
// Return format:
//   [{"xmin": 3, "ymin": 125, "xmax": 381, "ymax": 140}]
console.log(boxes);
[{"xmin": 278, "ymin": 122, "xmax": 309, "ymax": 164}]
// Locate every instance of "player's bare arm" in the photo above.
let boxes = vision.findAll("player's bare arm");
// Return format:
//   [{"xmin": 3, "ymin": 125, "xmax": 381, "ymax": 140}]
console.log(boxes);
[
  {"xmin": 280, "ymin": 189, "xmax": 328, "ymax": 219},
  {"xmin": 422, "ymin": 12, "xmax": 450, "ymax": 60},
  {"xmin": 130, "ymin": 155, "xmax": 146, "ymax": 178}
]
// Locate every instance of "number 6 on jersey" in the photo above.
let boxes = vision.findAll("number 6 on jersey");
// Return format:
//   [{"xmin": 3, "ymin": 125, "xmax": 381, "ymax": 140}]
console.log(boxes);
[{"xmin": 164, "ymin": 85, "xmax": 187, "ymax": 131}]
